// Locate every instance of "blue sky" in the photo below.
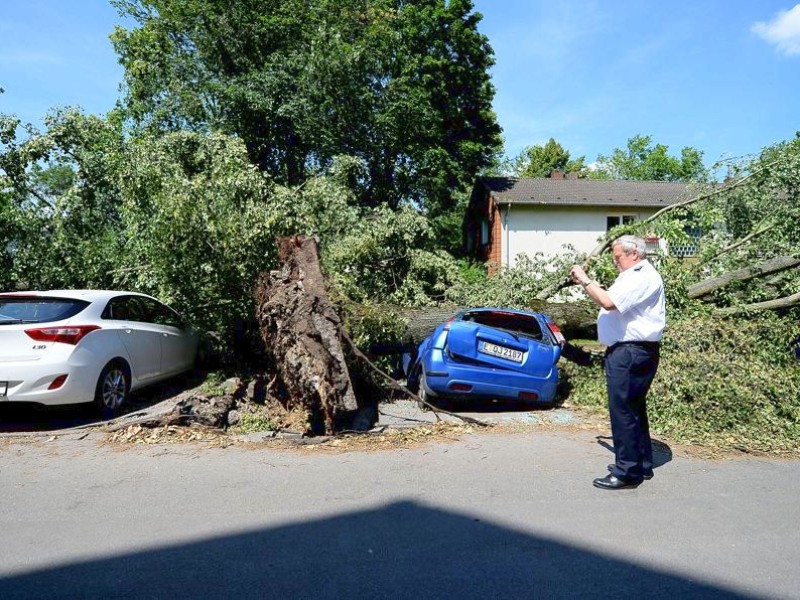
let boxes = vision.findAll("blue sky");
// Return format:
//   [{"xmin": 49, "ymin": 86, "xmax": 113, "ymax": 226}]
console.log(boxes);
[{"xmin": 2, "ymin": 1, "xmax": 800, "ymax": 171}]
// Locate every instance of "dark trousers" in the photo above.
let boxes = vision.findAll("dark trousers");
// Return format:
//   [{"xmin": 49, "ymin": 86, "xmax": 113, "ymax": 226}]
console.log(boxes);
[{"xmin": 605, "ymin": 342, "xmax": 660, "ymax": 482}]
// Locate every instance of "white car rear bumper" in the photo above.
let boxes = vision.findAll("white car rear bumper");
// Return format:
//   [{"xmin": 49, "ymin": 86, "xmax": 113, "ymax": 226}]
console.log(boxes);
[{"xmin": 0, "ymin": 352, "xmax": 104, "ymax": 406}]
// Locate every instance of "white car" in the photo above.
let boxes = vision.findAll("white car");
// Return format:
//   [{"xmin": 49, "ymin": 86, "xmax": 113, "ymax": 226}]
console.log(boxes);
[{"xmin": 0, "ymin": 290, "xmax": 199, "ymax": 415}]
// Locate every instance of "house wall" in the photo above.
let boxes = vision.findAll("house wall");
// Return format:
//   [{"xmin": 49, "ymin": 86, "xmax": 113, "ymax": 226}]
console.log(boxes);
[{"xmin": 500, "ymin": 205, "xmax": 661, "ymax": 267}]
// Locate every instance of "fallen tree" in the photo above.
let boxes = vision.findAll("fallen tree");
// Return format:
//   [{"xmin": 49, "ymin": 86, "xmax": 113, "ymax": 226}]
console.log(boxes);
[
  {"xmin": 398, "ymin": 301, "xmax": 595, "ymax": 341},
  {"xmin": 361, "ymin": 300, "xmax": 597, "ymax": 353},
  {"xmin": 715, "ymin": 291, "xmax": 800, "ymax": 315},
  {"xmin": 251, "ymin": 235, "xmax": 490, "ymax": 434},
  {"xmin": 687, "ymin": 256, "xmax": 800, "ymax": 299}
]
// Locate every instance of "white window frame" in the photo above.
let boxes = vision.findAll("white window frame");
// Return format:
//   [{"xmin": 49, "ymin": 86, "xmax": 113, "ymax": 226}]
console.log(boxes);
[{"xmin": 606, "ymin": 214, "xmax": 636, "ymax": 231}]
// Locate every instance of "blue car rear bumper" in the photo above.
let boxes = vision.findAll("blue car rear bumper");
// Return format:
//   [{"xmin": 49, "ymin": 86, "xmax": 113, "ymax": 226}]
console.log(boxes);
[{"xmin": 420, "ymin": 349, "xmax": 558, "ymax": 403}]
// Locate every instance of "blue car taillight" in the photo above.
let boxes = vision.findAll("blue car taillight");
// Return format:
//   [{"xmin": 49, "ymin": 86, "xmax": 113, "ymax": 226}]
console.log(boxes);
[
  {"xmin": 449, "ymin": 383, "xmax": 473, "ymax": 392},
  {"xmin": 547, "ymin": 321, "xmax": 566, "ymax": 345}
]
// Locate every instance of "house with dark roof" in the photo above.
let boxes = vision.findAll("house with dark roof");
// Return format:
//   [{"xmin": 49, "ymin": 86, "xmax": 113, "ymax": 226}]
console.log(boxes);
[{"xmin": 465, "ymin": 171, "xmax": 693, "ymax": 270}]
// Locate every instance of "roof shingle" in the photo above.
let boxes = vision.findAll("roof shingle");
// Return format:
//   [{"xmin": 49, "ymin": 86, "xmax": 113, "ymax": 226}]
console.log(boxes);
[{"xmin": 479, "ymin": 177, "xmax": 693, "ymax": 207}]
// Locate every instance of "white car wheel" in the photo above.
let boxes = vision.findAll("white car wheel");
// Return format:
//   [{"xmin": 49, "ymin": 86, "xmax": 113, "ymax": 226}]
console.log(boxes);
[{"xmin": 95, "ymin": 361, "xmax": 130, "ymax": 417}]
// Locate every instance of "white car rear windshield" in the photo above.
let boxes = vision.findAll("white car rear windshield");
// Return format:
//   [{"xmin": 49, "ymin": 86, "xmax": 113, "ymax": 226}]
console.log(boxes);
[{"xmin": 0, "ymin": 297, "xmax": 90, "ymax": 324}]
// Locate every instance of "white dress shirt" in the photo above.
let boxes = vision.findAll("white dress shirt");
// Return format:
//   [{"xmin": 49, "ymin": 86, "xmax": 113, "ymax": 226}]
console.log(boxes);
[{"xmin": 596, "ymin": 259, "xmax": 666, "ymax": 347}]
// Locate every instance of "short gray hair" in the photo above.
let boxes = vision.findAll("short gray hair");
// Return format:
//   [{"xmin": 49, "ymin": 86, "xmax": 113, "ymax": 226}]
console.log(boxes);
[{"xmin": 612, "ymin": 235, "xmax": 647, "ymax": 258}]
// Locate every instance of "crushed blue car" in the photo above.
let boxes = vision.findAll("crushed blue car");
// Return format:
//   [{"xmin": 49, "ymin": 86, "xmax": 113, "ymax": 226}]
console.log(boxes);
[{"xmin": 405, "ymin": 307, "xmax": 565, "ymax": 406}]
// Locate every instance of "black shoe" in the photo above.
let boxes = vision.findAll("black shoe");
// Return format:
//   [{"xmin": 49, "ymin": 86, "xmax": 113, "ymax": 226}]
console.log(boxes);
[
  {"xmin": 607, "ymin": 464, "xmax": 654, "ymax": 480},
  {"xmin": 593, "ymin": 473, "xmax": 641, "ymax": 490}
]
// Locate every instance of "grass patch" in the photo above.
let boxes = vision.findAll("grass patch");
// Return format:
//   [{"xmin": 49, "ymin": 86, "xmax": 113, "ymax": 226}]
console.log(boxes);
[{"xmin": 230, "ymin": 410, "xmax": 281, "ymax": 434}]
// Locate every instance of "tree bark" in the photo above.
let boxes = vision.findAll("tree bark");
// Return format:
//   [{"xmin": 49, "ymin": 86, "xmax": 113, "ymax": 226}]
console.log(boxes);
[
  {"xmin": 254, "ymin": 235, "xmax": 358, "ymax": 435},
  {"xmin": 687, "ymin": 256, "xmax": 800, "ymax": 299},
  {"xmin": 715, "ymin": 292, "xmax": 800, "ymax": 316}
]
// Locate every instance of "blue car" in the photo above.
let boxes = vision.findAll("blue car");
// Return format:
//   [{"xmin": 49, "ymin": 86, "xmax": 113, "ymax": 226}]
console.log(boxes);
[{"xmin": 406, "ymin": 307, "xmax": 565, "ymax": 406}]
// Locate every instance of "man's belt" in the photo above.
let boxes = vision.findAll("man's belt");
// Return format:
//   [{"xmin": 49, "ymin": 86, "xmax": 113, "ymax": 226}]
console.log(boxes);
[{"xmin": 607, "ymin": 340, "xmax": 660, "ymax": 352}]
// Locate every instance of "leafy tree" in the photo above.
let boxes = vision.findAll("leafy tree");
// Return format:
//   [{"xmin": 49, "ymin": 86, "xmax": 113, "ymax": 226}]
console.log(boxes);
[
  {"xmin": 323, "ymin": 204, "xmax": 461, "ymax": 306},
  {"xmin": 0, "ymin": 109, "xmax": 367, "ymax": 341},
  {"xmin": 686, "ymin": 137, "xmax": 800, "ymax": 308},
  {"xmin": 589, "ymin": 134, "xmax": 708, "ymax": 181},
  {"xmin": 110, "ymin": 0, "xmax": 502, "ymax": 214},
  {"xmin": 506, "ymin": 138, "xmax": 586, "ymax": 178},
  {"xmin": 0, "ymin": 110, "xmax": 126, "ymax": 290},
  {"xmin": 113, "ymin": 130, "xmax": 282, "ymax": 336}
]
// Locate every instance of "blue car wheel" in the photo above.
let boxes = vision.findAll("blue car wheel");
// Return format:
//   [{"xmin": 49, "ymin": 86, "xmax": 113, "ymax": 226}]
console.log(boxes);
[{"xmin": 416, "ymin": 371, "xmax": 431, "ymax": 411}]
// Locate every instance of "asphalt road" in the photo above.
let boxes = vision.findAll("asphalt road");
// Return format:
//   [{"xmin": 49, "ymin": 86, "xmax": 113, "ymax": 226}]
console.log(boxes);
[{"xmin": 1, "ymin": 419, "xmax": 799, "ymax": 600}]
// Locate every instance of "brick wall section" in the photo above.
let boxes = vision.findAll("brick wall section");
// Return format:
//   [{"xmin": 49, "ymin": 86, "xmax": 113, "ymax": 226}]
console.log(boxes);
[
  {"xmin": 470, "ymin": 188, "xmax": 503, "ymax": 275},
  {"xmin": 487, "ymin": 196, "xmax": 503, "ymax": 275}
]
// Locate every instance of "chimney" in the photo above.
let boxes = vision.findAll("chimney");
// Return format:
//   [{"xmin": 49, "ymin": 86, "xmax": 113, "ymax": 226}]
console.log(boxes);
[
  {"xmin": 567, "ymin": 172, "xmax": 579, "ymax": 180},
  {"xmin": 550, "ymin": 169, "xmax": 565, "ymax": 179}
]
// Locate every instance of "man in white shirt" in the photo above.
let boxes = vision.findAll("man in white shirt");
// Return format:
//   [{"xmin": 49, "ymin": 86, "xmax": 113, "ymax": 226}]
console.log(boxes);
[{"xmin": 570, "ymin": 235, "xmax": 666, "ymax": 490}]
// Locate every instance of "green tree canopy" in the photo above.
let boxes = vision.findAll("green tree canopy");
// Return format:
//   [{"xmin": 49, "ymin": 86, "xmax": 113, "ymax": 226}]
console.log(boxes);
[
  {"xmin": 0, "ymin": 109, "xmax": 368, "ymax": 340},
  {"xmin": 110, "ymin": 0, "xmax": 502, "ymax": 215},
  {"xmin": 507, "ymin": 138, "xmax": 586, "ymax": 178},
  {"xmin": 590, "ymin": 134, "xmax": 708, "ymax": 181},
  {"xmin": 0, "ymin": 110, "xmax": 127, "ymax": 290}
]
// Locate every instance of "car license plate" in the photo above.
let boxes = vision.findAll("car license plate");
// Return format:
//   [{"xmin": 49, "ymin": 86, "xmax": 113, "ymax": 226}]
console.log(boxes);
[
  {"xmin": 480, "ymin": 341, "xmax": 523, "ymax": 363},
  {"xmin": 0, "ymin": 381, "xmax": 7, "ymax": 396}
]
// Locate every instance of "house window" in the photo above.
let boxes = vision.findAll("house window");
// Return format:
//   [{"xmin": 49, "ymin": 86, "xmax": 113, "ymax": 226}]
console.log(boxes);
[
  {"xmin": 672, "ymin": 225, "xmax": 702, "ymax": 258},
  {"xmin": 480, "ymin": 218, "xmax": 489, "ymax": 245},
  {"xmin": 607, "ymin": 215, "xmax": 636, "ymax": 231}
]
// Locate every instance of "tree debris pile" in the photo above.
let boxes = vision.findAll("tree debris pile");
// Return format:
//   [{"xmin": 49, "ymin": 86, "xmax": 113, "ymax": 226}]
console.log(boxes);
[
  {"xmin": 106, "ymin": 375, "xmax": 311, "ymax": 440},
  {"xmin": 107, "ymin": 423, "xmax": 229, "ymax": 446},
  {"xmin": 105, "ymin": 419, "xmax": 489, "ymax": 452}
]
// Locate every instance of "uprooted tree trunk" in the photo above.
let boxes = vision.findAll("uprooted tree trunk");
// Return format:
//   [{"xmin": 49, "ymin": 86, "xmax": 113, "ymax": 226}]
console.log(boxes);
[
  {"xmin": 251, "ymin": 235, "xmax": 488, "ymax": 433},
  {"xmin": 126, "ymin": 233, "xmax": 366, "ymax": 435},
  {"xmin": 254, "ymin": 235, "xmax": 359, "ymax": 435}
]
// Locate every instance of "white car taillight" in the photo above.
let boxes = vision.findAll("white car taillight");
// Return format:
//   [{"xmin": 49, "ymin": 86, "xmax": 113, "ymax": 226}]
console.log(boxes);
[
  {"xmin": 48, "ymin": 374, "xmax": 69, "ymax": 390},
  {"xmin": 25, "ymin": 325, "xmax": 101, "ymax": 345}
]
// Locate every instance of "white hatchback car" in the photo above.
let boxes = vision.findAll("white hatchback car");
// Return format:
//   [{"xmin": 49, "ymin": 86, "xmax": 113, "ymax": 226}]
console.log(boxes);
[{"xmin": 0, "ymin": 290, "xmax": 199, "ymax": 415}]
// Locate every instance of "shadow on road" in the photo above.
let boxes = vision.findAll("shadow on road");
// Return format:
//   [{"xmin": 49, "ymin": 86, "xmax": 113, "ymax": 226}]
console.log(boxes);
[
  {"xmin": 0, "ymin": 369, "xmax": 207, "ymax": 433},
  {"xmin": 596, "ymin": 435, "xmax": 674, "ymax": 471},
  {"xmin": 423, "ymin": 397, "xmax": 559, "ymax": 414},
  {"xmin": 0, "ymin": 500, "xmax": 750, "ymax": 599}
]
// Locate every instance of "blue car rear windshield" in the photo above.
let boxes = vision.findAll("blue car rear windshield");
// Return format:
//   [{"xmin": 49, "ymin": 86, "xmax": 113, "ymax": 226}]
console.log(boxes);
[
  {"xmin": 461, "ymin": 310, "xmax": 545, "ymax": 340},
  {"xmin": 0, "ymin": 297, "xmax": 90, "ymax": 324}
]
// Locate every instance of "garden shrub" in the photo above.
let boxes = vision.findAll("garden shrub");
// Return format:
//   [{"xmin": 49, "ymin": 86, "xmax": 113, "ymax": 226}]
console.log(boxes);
[{"xmin": 563, "ymin": 312, "xmax": 800, "ymax": 452}]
